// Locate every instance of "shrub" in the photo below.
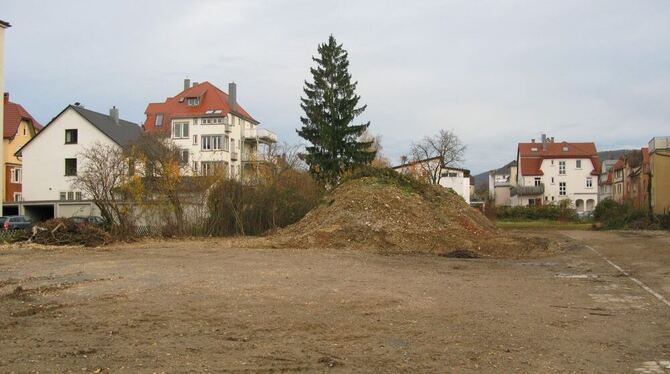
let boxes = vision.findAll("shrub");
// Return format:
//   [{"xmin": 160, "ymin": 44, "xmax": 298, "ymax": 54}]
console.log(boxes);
[
  {"xmin": 592, "ymin": 199, "xmax": 654, "ymax": 229},
  {"xmin": 207, "ymin": 169, "xmax": 324, "ymax": 236},
  {"xmin": 496, "ymin": 204, "xmax": 578, "ymax": 221}
]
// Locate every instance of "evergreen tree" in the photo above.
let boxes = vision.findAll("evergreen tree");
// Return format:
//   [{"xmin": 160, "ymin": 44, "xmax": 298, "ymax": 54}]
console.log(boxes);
[{"xmin": 298, "ymin": 35, "xmax": 376, "ymax": 186}]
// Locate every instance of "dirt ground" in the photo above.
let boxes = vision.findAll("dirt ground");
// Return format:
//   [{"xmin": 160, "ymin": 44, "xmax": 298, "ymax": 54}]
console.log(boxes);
[{"xmin": 0, "ymin": 230, "xmax": 669, "ymax": 373}]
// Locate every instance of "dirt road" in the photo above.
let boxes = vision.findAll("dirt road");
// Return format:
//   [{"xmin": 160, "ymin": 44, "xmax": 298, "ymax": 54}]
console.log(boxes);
[{"xmin": 0, "ymin": 231, "xmax": 668, "ymax": 373}]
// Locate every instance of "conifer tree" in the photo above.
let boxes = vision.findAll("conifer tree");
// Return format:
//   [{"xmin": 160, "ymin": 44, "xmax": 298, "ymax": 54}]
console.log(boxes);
[{"xmin": 298, "ymin": 35, "xmax": 376, "ymax": 186}]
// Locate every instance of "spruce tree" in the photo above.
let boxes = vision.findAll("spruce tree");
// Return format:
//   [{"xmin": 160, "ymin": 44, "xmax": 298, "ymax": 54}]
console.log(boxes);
[{"xmin": 298, "ymin": 35, "xmax": 376, "ymax": 186}]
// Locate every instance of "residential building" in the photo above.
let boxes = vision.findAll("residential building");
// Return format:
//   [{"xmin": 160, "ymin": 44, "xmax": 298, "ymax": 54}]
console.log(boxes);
[
  {"xmin": 513, "ymin": 134, "xmax": 600, "ymax": 213},
  {"xmin": 612, "ymin": 159, "xmax": 625, "ymax": 204},
  {"xmin": 649, "ymin": 136, "xmax": 670, "ymax": 214},
  {"xmin": 144, "ymin": 80, "xmax": 277, "ymax": 180},
  {"xmin": 0, "ymin": 20, "xmax": 11, "ymax": 213},
  {"xmin": 392, "ymin": 156, "xmax": 472, "ymax": 203},
  {"xmin": 13, "ymin": 104, "xmax": 141, "ymax": 220},
  {"xmin": 598, "ymin": 159, "xmax": 616, "ymax": 202},
  {"xmin": 487, "ymin": 160, "xmax": 517, "ymax": 206},
  {"xmin": 624, "ymin": 148, "xmax": 650, "ymax": 210},
  {"xmin": 3, "ymin": 92, "xmax": 42, "ymax": 202}
]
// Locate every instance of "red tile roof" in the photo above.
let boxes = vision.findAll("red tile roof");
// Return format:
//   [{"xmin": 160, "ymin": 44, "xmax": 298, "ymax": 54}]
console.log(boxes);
[
  {"xmin": 144, "ymin": 81, "xmax": 257, "ymax": 132},
  {"xmin": 3, "ymin": 93, "xmax": 43, "ymax": 139},
  {"xmin": 613, "ymin": 159, "xmax": 624, "ymax": 171},
  {"xmin": 517, "ymin": 141, "xmax": 600, "ymax": 176}
]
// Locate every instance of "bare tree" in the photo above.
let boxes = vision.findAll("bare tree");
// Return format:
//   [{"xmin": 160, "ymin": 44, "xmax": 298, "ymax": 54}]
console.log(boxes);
[
  {"xmin": 72, "ymin": 142, "xmax": 137, "ymax": 234},
  {"xmin": 359, "ymin": 130, "xmax": 391, "ymax": 168},
  {"xmin": 409, "ymin": 129, "xmax": 466, "ymax": 184}
]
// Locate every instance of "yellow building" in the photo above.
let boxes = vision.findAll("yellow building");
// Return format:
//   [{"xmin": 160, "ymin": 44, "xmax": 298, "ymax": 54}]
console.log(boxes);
[
  {"xmin": 0, "ymin": 20, "xmax": 10, "ymax": 211},
  {"xmin": 3, "ymin": 93, "xmax": 42, "ymax": 202},
  {"xmin": 649, "ymin": 136, "xmax": 670, "ymax": 215}
]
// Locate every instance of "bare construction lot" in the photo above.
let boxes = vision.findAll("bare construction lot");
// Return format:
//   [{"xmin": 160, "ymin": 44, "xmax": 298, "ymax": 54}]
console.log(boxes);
[{"xmin": 1, "ymin": 231, "xmax": 669, "ymax": 373}]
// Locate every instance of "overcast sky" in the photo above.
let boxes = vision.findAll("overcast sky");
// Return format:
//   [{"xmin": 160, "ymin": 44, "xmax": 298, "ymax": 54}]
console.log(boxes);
[{"xmin": 2, "ymin": 0, "xmax": 669, "ymax": 173}]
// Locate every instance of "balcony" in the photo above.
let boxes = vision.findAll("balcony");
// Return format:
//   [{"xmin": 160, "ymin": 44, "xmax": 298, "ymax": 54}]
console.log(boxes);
[
  {"xmin": 242, "ymin": 152, "xmax": 273, "ymax": 163},
  {"xmin": 244, "ymin": 128, "xmax": 277, "ymax": 143},
  {"xmin": 511, "ymin": 184, "xmax": 544, "ymax": 197}
]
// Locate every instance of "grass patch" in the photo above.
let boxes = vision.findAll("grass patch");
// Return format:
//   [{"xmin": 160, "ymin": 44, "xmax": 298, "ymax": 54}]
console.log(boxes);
[{"xmin": 496, "ymin": 220, "xmax": 592, "ymax": 230}]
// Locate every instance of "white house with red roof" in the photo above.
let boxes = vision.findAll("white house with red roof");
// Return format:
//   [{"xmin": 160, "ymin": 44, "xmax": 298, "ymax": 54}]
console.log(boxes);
[
  {"xmin": 144, "ymin": 80, "xmax": 277, "ymax": 179},
  {"xmin": 513, "ymin": 134, "xmax": 600, "ymax": 213}
]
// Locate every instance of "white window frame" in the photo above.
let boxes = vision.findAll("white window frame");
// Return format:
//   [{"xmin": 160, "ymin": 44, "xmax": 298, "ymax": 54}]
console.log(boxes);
[
  {"xmin": 534, "ymin": 177, "xmax": 541, "ymax": 187},
  {"xmin": 13, "ymin": 192, "xmax": 22, "ymax": 202},
  {"xmin": 172, "ymin": 122, "xmax": 189, "ymax": 139},
  {"xmin": 193, "ymin": 135, "xmax": 198, "ymax": 145},
  {"xmin": 586, "ymin": 178, "xmax": 593, "ymax": 188},
  {"xmin": 576, "ymin": 160, "xmax": 582, "ymax": 169},
  {"xmin": 559, "ymin": 182, "xmax": 567, "ymax": 196},
  {"xmin": 559, "ymin": 161, "xmax": 566, "ymax": 175},
  {"xmin": 187, "ymin": 97, "xmax": 200, "ymax": 106},
  {"xmin": 10, "ymin": 167, "xmax": 22, "ymax": 183},
  {"xmin": 202, "ymin": 135, "xmax": 224, "ymax": 151},
  {"xmin": 155, "ymin": 113, "xmax": 164, "ymax": 127}
]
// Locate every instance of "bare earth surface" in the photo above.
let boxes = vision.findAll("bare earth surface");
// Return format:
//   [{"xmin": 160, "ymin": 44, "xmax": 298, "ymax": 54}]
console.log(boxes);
[{"xmin": 0, "ymin": 230, "xmax": 669, "ymax": 373}]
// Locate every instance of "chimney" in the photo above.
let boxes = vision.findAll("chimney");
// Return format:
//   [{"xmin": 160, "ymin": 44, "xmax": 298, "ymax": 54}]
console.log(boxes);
[
  {"xmin": 192, "ymin": 81, "xmax": 198, "ymax": 87},
  {"xmin": 541, "ymin": 133, "xmax": 547, "ymax": 151},
  {"xmin": 109, "ymin": 106, "xmax": 119, "ymax": 125},
  {"xmin": 3, "ymin": 92, "xmax": 8, "ymax": 103},
  {"xmin": 531, "ymin": 139, "xmax": 535, "ymax": 143},
  {"xmin": 551, "ymin": 137, "xmax": 555, "ymax": 143},
  {"xmin": 228, "ymin": 82, "xmax": 237, "ymax": 112},
  {"xmin": 184, "ymin": 78, "xmax": 191, "ymax": 91}
]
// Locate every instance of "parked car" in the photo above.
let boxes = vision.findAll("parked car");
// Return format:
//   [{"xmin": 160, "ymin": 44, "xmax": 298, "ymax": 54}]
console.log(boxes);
[
  {"xmin": 69, "ymin": 216, "xmax": 107, "ymax": 226},
  {"xmin": 0, "ymin": 215, "xmax": 34, "ymax": 231}
]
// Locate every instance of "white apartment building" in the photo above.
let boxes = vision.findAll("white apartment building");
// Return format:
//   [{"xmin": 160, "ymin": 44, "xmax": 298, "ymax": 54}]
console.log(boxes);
[
  {"xmin": 144, "ymin": 80, "xmax": 277, "ymax": 179},
  {"xmin": 512, "ymin": 135, "xmax": 600, "ymax": 213},
  {"xmin": 393, "ymin": 156, "xmax": 472, "ymax": 204}
]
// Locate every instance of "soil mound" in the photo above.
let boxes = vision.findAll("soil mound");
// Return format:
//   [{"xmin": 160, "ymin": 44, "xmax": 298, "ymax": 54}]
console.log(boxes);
[{"xmin": 271, "ymin": 170, "xmax": 553, "ymax": 257}]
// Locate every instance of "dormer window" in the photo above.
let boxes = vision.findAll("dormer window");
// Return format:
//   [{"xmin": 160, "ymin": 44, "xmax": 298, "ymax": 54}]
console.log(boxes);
[
  {"xmin": 531, "ymin": 147, "xmax": 538, "ymax": 152},
  {"xmin": 187, "ymin": 97, "xmax": 200, "ymax": 106},
  {"xmin": 562, "ymin": 146, "xmax": 569, "ymax": 152}
]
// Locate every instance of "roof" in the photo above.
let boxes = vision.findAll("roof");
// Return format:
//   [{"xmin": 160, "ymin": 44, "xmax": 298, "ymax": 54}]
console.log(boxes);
[
  {"xmin": 0, "ymin": 20, "xmax": 10, "ymax": 28},
  {"xmin": 491, "ymin": 160, "xmax": 517, "ymax": 175},
  {"xmin": 517, "ymin": 141, "xmax": 600, "ymax": 176},
  {"xmin": 613, "ymin": 159, "xmax": 624, "ymax": 171},
  {"xmin": 3, "ymin": 93, "xmax": 43, "ymax": 138},
  {"xmin": 391, "ymin": 156, "xmax": 442, "ymax": 169},
  {"xmin": 16, "ymin": 105, "xmax": 142, "ymax": 156},
  {"xmin": 144, "ymin": 81, "xmax": 258, "ymax": 132},
  {"xmin": 71, "ymin": 106, "xmax": 142, "ymax": 146}
]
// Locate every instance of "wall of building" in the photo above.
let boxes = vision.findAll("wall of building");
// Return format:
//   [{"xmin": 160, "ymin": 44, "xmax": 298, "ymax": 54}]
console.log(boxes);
[
  {"xmin": 439, "ymin": 173, "xmax": 470, "ymax": 204},
  {"xmin": 5, "ymin": 164, "xmax": 20, "ymax": 201},
  {"xmin": 0, "ymin": 25, "xmax": 7, "ymax": 213},
  {"xmin": 518, "ymin": 158, "xmax": 598, "ymax": 210},
  {"xmin": 650, "ymin": 148, "xmax": 670, "ymax": 214},
  {"xmin": 22, "ymin": 108, "xmax": 119, "ymax": 201},
  {"xmin": 494, "ymin": 186, "xmax": 511, "ymax": 206}
]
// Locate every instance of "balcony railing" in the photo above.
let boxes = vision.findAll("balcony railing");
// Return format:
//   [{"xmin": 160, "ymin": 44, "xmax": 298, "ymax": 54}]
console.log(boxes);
[
  {"xmin": 244, "ymin": 128, "xmax": 278, "ymax": 143},
  {"xmin": 511, "ymin": 184, "xmax": 545, "ymax": 197},
  {"xmin": 242, "ymin": 152, "xmax": 272, "ymax": 163}
]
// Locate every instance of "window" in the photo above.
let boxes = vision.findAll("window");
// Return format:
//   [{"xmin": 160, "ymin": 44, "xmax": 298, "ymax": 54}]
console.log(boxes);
[
  {"xmin": 551, "ymin": 160, "xmax": 554, "ymax": 165},
  {"xmin": 231, "ymin": 138, "xmax": 235, "ymax": 151},
  {"xmin": 559, "ymin": 182, "xmax": 566, "ymax": 196},
  {"xmin": 13, "ymin": 192, "xmax": 22, "ymax": 202},
  {"xmin": 172, "ymin": 122, "xmax": 189, "ymax": 138},
  {"xmin": 65, "ymin": 129, "xmax": 78, "ymax": 144},
  {"xmin": 559, "ymin": 161, "xmax": 566, "ymax": 175},
  {"xmin": 192, "ymin": 161, "xmax": 198, "ymax": 173},
  {"xmin": 155, "ymin": 113, "xmax": 163, "ymax": 127},
  {"xmin": 193, "ymin": 135, "xmax": 198, "ymax": 145},
  {"xmin": 534, "ymin": 177, "xmax": 541, "ymax": 187},
  {"xmin": 223, "ymin": 135, "xmax": 230, "ymax": 151},
  {"xmin": 75, "ymin": 192, "xmax": 82, "ymax": 200},
  {"xmin": 60, "ymin": 192, "xmax": 67, "ymax": 201},
  {"xmin": 528, "ymin": 199, "xmax": 536, "ymax": 206},
  {"xmin": 202, "ymin": 135, "xmax": 224, "ymax": 151},
  {"xmin": 576, "ymin": 160, "xmax": 582, "ymax": 169},
  {"xmin": 586, "ymin": 178, "xmax": 593, "ymax": 188},
  {"xmin": 65, "ymin": 158, "xmax": 77, "ymax": 176},
  {"xmin": 187, "ymin": 97, "xmax": 200, "ymax": 106},
  {"xmin": 180, "ymin": 149, "xmax": 189, "ymax": 166},
  {"xmin": 201, "ymin": 161, "xmax": 223, "ymax": 176},
  {"xmin": 10, "ymin": 168, "xmax": 21, "ymax": 183},
  {"xmin": 551, "ymin": 177, "xmax": 555, "ymax": 184},
  {"xmin": 128, "ymin": 160, "xmax": 136, "ymax": 176},
  {"xmin": 67, "ymin": 191, "xmax": 74, "ymax": 200}
]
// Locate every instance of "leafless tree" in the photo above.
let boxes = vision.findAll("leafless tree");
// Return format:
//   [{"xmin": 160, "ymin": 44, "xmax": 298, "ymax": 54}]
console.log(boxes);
[
  {"xmin": 72, "ymin": 142, "xmax": 136, "ymax": 234},
  {"xmin": 410, "ymin": 129, "xmax": 466, "ymax": 184}
]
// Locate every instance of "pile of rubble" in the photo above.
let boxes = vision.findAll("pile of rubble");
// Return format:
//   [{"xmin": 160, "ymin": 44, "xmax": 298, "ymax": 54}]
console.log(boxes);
[
  {"xmin": 20, "ymin": 218, "xmax": 114, "ymax": 247},
  {"xmin": 271, "ymin": 170, "xmax": 553, "ymax": 257}
]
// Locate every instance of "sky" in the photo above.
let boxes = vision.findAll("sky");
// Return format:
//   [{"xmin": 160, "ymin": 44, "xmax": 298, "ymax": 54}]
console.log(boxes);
[{"xmin": 2, "ymin": 0, "xmax": 669, "ymax": 174}]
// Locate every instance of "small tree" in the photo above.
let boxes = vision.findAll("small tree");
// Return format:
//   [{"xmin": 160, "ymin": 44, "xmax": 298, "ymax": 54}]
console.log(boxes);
[
  {"xmin": 410, "ymin": 129, "xmax": 466, "ymax": 184},
  {"xmin": 72, "ymin": 142, "xmax": 137, "ymax": 234},
  {"xmin": 298, "ymin": 35, "xmax": 376, "ymax": 186}
]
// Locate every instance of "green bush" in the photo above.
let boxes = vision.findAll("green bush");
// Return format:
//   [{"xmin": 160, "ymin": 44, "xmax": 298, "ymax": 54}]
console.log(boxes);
[
  {"xmin": 496, "ymin": 204, "xmax": 578, "ymax": 221},
  {"xmin": 593, "ymin": 199, "xmax": 653, "ymax": 229}
]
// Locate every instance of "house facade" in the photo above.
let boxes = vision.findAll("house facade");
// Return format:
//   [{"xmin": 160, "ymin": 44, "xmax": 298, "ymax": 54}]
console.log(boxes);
[
  {"xmin": 393, "ymin": 157, "xmax": 472, "ymax": 204},
  {"xmin": 144, "ymin": 80, "xmax": 277, "ymax": 180},
  {"xmin": 513, "ymin": 135, "xmax": 600, "ymax": 213},
  {"xmin": 598, "ymin": 159, "xmax": 616, "ymax": 202},
  {"xmin": 3, "ymin": 92, "xmax": 42, "ymax": 202},
  {"xmin": 14, "ymin": 104, "xmax": 141, "ymax": 220},
  {"xmin": 0, "ymin": 20, "xmax": 10, "ymax": 213},
  {"xmin": 488, "ymin": 160, "xmax": 517, "ymax": 206},
  {"xmin": 649, "ymin": 136, "xmax": 670, "ymax": 214}
]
